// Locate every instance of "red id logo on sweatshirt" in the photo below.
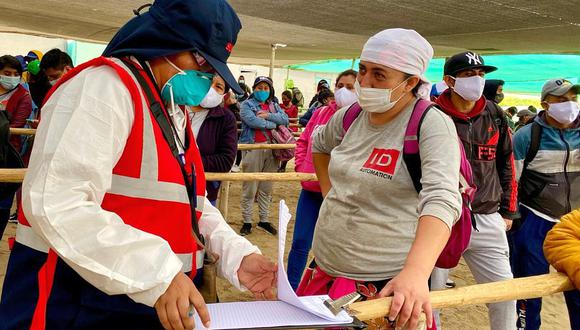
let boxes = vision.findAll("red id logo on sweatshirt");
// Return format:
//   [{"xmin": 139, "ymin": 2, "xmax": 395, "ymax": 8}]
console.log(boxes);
[{"xmin": 361, "ymin": 148, "xmax": 400, "ymax": 178}]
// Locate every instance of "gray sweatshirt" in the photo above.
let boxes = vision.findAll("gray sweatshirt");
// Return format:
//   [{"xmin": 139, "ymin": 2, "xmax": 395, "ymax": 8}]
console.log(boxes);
[{"xmin": 311, "ymin": 98, "xmax": 462, "ymax": 281}]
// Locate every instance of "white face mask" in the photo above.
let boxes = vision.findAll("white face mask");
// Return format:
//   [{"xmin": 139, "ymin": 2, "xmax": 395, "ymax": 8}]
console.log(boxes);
[
  {"xmin": 450, "ymin": 75, "xmax": 485, "ymax": 102},
  {"xmin": 547, "ymin": 101, "xmax": 580, "ymax": 125},
  {"xmin": 354, "ymin": 79, "xmax": 407, "ymax": 113},
  {"xmin": 0, "ymin": 75, "xmax": 20, "ymax": 90},
  {"xmin": 199, "ymin": 87, "xmax": 224, "ymax": 109},
  {"xmin": 334, "ymin": 87, "xmax": 358, "ymax": 108}
]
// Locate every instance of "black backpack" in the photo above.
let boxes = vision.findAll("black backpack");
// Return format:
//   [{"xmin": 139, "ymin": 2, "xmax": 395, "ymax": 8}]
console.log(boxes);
[
  {"xmin": 523, "ymin": 122, "xmax": 543, "ymax": 172},
  {"xmin": 0, "ymin": 111, "xmax": 24, "ymax": 200}
]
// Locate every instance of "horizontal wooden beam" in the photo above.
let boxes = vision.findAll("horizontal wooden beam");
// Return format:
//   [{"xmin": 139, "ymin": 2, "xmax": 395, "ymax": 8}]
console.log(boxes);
[
  {"xmin": 237, "ymin": 144, "xmax": 296, "ymax": 150},
  {"xmin": 0, "ymin": 169, "xmax": 316, "ymax": 183},
  {"xmin": 9, "ymin": 128, "xmax": 36, "ymax": 136},
  {"xmin": 348, "ymin": 272, "xmax": 574, "ymax": 321},
  {"xmin": 205, "ymin": 172, "xmax": 316, "ymax": 181}
]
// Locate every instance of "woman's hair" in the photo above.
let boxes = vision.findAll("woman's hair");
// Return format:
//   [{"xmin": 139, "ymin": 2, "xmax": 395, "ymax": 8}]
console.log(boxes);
[
  {"xmin": 335, "ymin": 69, "xmax": 358, "ymax": 86},
  {"xmin": 282, "ymin": 90, "xmax": 293, "ymax": 100},
  {"xmin": 0, "ymin": 55, "xmax": 23, "ymax": 75},
  {"xmin": 317, "ymin": 88, "xmax": 334, "ymax": 104}
]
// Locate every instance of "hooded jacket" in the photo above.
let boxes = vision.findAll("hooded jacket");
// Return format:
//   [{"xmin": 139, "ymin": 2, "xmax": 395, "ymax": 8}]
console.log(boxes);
[
  {"xmin": 513, "ymin": 112, "xmax": 580, "ymax": 219},
  {"xmin": 436, "ymin": 89, "xmax": 519, "ymax": 219}
]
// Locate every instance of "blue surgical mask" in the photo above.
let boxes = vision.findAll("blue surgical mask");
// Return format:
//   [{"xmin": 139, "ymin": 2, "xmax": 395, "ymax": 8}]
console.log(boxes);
[
  {"xmin": 160, "ymin": 57, "xmax": 214, "ymax": 106},
  {"xmin": 254, "ymin": 90, "xmax": 270, "ymax": 103},
  {"xmin": 0, "ymin": 75, "xmax": 20, "ymax": 91}
]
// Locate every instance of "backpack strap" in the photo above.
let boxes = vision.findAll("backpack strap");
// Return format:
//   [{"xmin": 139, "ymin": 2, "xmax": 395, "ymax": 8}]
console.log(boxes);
[
  {"xmin": 403, "ymin": 99, "xmax": 435, "ymax": 193},
  {"xmin": 342, "ymin": 102, "xmax": 363, "ymax": 132},
  {"xmin": 523, "ymin": 121, "xmax": 542, "ymax": 171}
]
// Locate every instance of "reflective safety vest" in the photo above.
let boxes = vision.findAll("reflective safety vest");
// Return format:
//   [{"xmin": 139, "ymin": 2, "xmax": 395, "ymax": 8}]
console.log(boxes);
[{"xmin": 15, "ymin": 56, "xmax": 207, "ymax": 329}]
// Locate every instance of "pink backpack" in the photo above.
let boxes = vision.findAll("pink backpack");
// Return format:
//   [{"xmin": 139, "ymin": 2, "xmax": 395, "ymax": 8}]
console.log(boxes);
[
  {"xmin": 270, "ymin": 125, "xmax": 297, "ymax": 161},
  {"xmin": 262, "ymin": 102, "xmax": 297, "ymax": 162},
  {"xmin": 343, "ymin": 100, "xmax": 476, "ymax": 269}
]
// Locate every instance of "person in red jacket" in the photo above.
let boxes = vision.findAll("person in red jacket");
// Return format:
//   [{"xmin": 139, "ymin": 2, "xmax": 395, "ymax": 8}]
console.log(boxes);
[
  {"xmin": 0, "ymin": 55, "xmax": 32, "ymax": 238},
  {"xmin": 0, "ymin": 55, "xmax": 33, "ymax": 152},
  {"xmin": 431, "ymin": 51, "xmax": 518, "ymax": 330}
]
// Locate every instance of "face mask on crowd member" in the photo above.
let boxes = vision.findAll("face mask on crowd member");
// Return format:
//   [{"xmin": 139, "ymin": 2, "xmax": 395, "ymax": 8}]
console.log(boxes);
[
  {"xmin": 199, "ymin": 75, "xmax": 227, "ymax": 109},
  {"xmin": 0, "ymin": 55, "xmax": 23, "ymax": 91},
  {"xmin": 448, "ymin": 74, "xmax": 486, "ymax": 102},
  {"xmin": 47, "ymin": 68, "xmax": 71, "ymax": 86},
  {"xmin": 541, "ymin": 79, "xmax": 580, "ymax": 126},
  {"xmin": 334, "ymin": 70, "xmax": 357, "ymax": 108},
  {"xmin": 443, "ymin": 51, "xmax": 497, "ymax": 103},
  {"xmin": 282, "ymin": 94, "xmax": 291, "ymax": 106},
  {"xmin": 40, "ymin": 49, "xmax": 74, "ymax": 86},
  {"xmin": 252, "ymin": 76, "xmax": 273, "ymax": 103},
  {"xmin": 355, "ymin": 28, "xmax": 433, "ymax": 114}
]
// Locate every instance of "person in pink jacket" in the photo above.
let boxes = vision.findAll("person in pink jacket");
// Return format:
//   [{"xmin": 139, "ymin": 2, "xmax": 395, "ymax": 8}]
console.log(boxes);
[{"xmin": 287, "ymin": 69, "xmax": 357, "ymax": 290}]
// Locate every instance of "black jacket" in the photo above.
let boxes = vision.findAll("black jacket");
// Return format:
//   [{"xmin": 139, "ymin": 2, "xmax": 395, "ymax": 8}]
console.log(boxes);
[{"xmin": 437, "ymin": 91, "xmax": 519, "ymax": 219}]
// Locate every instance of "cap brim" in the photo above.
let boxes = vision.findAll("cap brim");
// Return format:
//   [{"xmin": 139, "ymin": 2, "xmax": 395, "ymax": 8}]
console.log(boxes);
[
  {"xmin": 545, "ymin": 84, "xmax": 580, "ymax": 100},
  {"xmin": 450, "ymin": 64, "xmax": 498, "ymax": 76},
  {"xmin": 198, "ymin": 50, "xmax": 243, "ymax": 95}
]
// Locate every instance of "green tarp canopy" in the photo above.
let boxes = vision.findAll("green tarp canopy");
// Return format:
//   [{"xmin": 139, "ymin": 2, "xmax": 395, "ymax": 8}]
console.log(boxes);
[{"xmin": 287, "ymin": 55, "xmax": 580, "ymax": 95}]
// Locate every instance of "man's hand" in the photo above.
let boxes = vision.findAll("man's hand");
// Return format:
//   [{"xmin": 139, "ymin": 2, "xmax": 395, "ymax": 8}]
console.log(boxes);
[
  {"xmin": 257, "ymin": 111, "xmax": 269, "ymax": 119},
  {"xmin": 155, "ymin": 272, "xmax": 210, "ymax": 330},
  {"xmin": 504, "ymin": 218, "xmax": 513, "ymax": 231},
  {"xmin": 238, "ymin": 253, "xmax": 277, "ymax": 300}
]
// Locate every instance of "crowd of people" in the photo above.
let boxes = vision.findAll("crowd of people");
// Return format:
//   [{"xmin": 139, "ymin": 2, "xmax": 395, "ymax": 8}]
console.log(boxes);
[{"xmin": 0, "ymin": 0, "xmax": 578, "ymax": 329}]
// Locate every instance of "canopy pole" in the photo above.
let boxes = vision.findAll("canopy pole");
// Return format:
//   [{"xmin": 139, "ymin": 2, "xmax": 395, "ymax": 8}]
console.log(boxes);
[
  {"xmin": 269, "ymin": 44, "xmax": 276, "ymax": 79},
  {"xmin": 351, "ymin": 58, "xmax": 356, "ymax": 69}
]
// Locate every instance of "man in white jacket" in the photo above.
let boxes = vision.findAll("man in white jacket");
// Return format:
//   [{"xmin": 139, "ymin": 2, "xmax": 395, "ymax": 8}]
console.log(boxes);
[{"xmin": 0, "ymin": 1, "xmax": 276, "ymax": 330}]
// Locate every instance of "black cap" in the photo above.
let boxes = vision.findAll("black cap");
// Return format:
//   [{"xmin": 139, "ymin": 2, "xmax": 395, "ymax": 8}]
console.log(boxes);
[
  {"xmin": 103, "ymin": 0, "xmax": 243, "ymax": 94},
  {"xmin": 444, "ymin": 51, "xmax": 498, "ymax": 77}
]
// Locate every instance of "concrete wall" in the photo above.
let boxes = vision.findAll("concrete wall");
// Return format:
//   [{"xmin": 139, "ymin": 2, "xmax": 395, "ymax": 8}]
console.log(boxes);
[{"xmin": 0, "ymin": 33, "xmax": 66, "ymax": 57}]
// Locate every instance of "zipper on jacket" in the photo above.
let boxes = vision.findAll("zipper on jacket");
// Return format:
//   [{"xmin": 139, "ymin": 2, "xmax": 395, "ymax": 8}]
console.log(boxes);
[
  {"xmin": 559, "ymin": 130, "xmax": 572, "ymax": 213},
  {"xmin": 467, "ymin": 119, "xmax": 474, "ymax": 162}
]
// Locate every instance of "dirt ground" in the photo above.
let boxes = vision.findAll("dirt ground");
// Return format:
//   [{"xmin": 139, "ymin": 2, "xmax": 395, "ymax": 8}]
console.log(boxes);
[{"xmin": 0, "ymin": 162, "xmax": 571, "ymax": 329}]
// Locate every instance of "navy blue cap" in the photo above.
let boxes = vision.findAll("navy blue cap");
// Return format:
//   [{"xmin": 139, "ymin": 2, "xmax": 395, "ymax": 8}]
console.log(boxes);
[{"xmin": 103, "ymin": 0, "xmax": 243, "ymax": 94}]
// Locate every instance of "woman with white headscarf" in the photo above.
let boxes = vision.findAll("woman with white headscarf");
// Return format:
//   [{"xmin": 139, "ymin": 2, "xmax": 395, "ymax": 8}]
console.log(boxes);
[{"xmin": 297, "ymin": 29, "xmax": 462, "ymax": 329}]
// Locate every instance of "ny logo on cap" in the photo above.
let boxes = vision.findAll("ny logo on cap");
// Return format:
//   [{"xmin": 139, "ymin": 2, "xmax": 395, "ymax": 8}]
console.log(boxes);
[{"xmin": 465, "ymin": 52, "xmax": 482, "ymax": 65}]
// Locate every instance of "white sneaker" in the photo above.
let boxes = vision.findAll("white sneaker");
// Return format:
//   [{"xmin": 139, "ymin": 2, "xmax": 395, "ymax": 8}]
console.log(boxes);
[{"xmin": 231, "ymin": 164, "xmax": 241, "ymax": 173}]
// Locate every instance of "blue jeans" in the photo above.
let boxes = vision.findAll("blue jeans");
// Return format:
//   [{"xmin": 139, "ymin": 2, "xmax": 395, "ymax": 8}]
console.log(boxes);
[
  {"xmin": 509, "ymin": 206, "xmax": 580, "ymax": 330},
  {"xmin": 287, "ymin": 189, "xmax": 323, "ymax": 290}
]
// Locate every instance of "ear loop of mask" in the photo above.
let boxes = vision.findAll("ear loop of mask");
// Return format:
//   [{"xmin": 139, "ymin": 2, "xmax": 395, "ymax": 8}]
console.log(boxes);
[
  {"xmin": 163, "ymin": 57, "xmax": 186, "ymax": 132},
  {"xmin": 390, "ymin": 77, "xmax": 410, "ymax": 104}
]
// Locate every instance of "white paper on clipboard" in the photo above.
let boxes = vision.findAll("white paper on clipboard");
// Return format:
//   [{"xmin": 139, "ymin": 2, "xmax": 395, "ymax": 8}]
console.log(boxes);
[{"xmin": 194, "ymin": 200, "xmax": 352, "ymax": 329}]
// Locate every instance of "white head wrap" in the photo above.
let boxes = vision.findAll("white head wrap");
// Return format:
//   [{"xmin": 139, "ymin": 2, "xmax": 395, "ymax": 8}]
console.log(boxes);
[{"xmin": 360, "ymin": 28, "xmax": 434, "ymax": 99}]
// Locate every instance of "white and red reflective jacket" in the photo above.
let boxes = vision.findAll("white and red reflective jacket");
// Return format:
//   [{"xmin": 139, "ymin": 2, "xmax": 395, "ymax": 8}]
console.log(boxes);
[{"xmin": 16, "ymin": 57, "xmax": 259, "ymax": 312}]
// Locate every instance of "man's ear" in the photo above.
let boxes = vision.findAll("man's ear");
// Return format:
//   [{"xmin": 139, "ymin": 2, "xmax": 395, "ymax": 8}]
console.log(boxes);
[
  {"xmin": 443, "ymin": 75, "xmax": 455, "ymax": 89},
  {"xmin": 541, "ymin": 101, "xmax": 549, "ymax": 111}
]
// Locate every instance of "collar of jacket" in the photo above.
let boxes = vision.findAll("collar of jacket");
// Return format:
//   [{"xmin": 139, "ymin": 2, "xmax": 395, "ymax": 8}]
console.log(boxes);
[
  {"xmin": 206, "ymin": 105, "xmax": 227, "ymax": 119},
  {"xmin": 536, "ymin": 110, "xmax": 580, "ymax": 130},
  {"xmin": 436, "ymin": 89, "xmax": 487, "ymax": 121}
]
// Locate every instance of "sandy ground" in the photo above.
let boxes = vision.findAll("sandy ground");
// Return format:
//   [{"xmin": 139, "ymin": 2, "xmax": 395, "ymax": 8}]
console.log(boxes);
[{"xmin": 0, "ymin": 162, "xmax": 571, "ymax": 329}]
